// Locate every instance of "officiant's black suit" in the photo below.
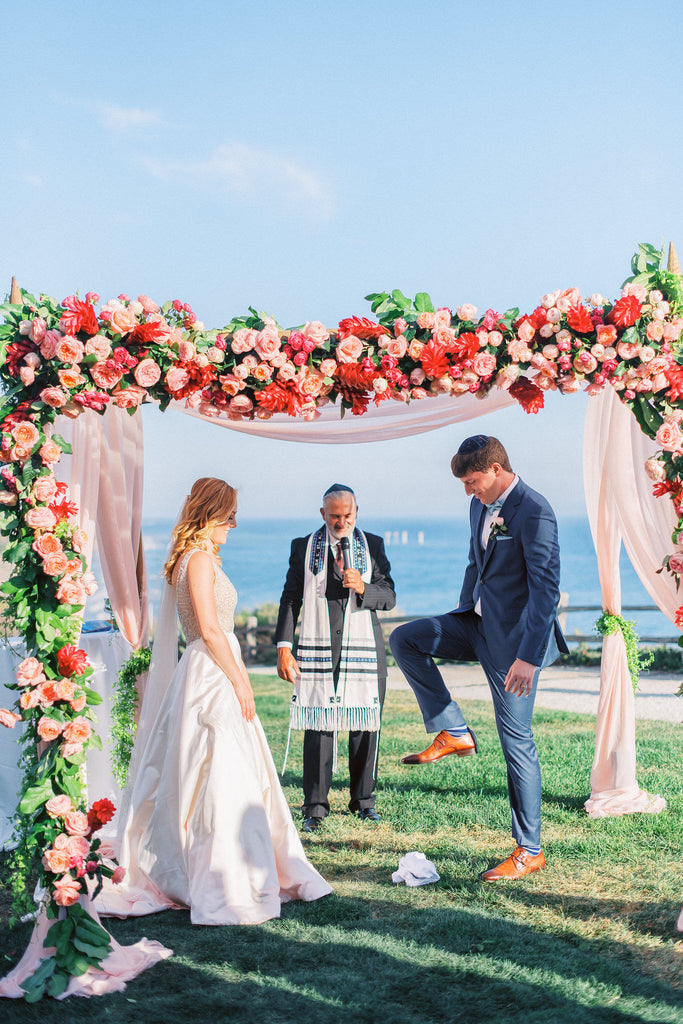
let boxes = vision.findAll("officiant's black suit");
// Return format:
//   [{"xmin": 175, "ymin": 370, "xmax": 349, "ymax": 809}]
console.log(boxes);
[{"xmin": 275, "ymin": 531, "xmax": 395, "ymax": 818}]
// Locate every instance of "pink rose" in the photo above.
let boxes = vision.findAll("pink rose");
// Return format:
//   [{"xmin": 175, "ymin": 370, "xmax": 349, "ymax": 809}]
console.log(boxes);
[
  {"xmin": 255, "ymin": 324, "xmax": 282, "ymax": 361},
  {"xmin": 20, "ymin": 689, "xmax": 40, "ymax": 710},
  {"xmin": 663, "ymin": 320, "xmax": 683, "ymax": 341},
  {"xmin": 25, "ymin": 506, "xmax": 58, "ymax": 530},
  {"xmin": 177, "ymin": 340, "xmax": 196, "ymax": 361},
  {"xmin": 496, "ymin": 366, "xmax": 519, "ymax": 390},
  {"xmin": 277, "ymin": 362, "xmax": 297, "ymax": 382},
  {"xmin": 19, "ymin": 366, "xmax": 34, "ymax": 386},
  {"xmin": 0, "ymin": 708, "xmax": 21, "ymax": 728},
  {"xmin": 30, "ymin": 316, "xmax": 47, "ymax": 343},
  {"xmin": 385, "ymin": 336, "xmax": 407, "ymax": 359},
  {"xmin": 416, "ymin": 312, "xmax": 436, "ymax": 330},
  {"xmin": 65, "ymin": 835, "xmax": 90, "ymax": 863},
  {"xmin": 231, "ymin": 328, "xmax": 258, "ymax": 354},
  {"xmin": 112, "ymin": 865, "xmax": 126, "ymax": 885},
  {"xmin": 517, "ymin": 320, "xmax": 536, "ymax": 344},
  {"xmin": 40, "ymin": 330, "xmax": 61, "ymax": 360},
  {"xmin": 411, "ymin": 387, "xmax": 428, "ymax": 400},
  {"xmin": 46, "ymin": 795, "xmax": 74, "ymax": 819},
  {"xmin": 55, "ymin": 336, "xmax": 84, "ymax": 363},
  {"xmin": 39, "ymin": 387, "xmax": 68, "ymax": 409},
  {"xmin": 42, "ymin": 848, "xmax": 71, "ymax": 874},
  {"xmin": 39, "ymin": 440, "xmax": 63, "ymax": 465},
  {"xmin": 53, "ymin": 874, "xmax": 82, "ymax": 907},
  {"xmin": 646, "ymin": 321, "xmax": 664, "ymax": 343},
  {"xmin": 206, "ymin": 346, "xmax": 224, "ymax": 364},
  {"xmin": 319, "ymin": 358, "xmax": 337, "ymax": 377},
  {"xmin": 113, "ymin": 384, "xmax": 146, "ymax": 409},
  {"xmin": 110, "ymin": 307, "xmax": 137, "ymax": 335},
  {"xmin": 655, "ymin": 420, "xmax": 683, "ymax": 452},
  {"xmin": 557, "ymin": 375, "xmax": 583, "ymax": 394},
  {"xmin": 472, "ymin": 351, "xmax": 497, "ymax": 377},
  {"xmin": 622, "ymin": 282, "xmax": 647, "ymax": 302},
  {"xmin": 16, "ymin": 656, "xmax": 46, "ymax": 688},
  {"xmin": 617, "ymin": 342, "xmax": 639, "ymax": 361},
  {"xmin": 56, "ymin": 577, "xmax": 86, "ymax": 606},
  {"xmin": 644, "ymin": 457, "xmax": 666, "ymax": 482},
  {"xmin": 302, "ymin": 321, "xmax": 329, "ymax": 344},
  {"xmin": 668, "ymin": 552, "xmax": 683, "ymax": 574},
  {"xmin": 410, "ymin": 367, "xmax": 426, "ymax": 385},
  {"xmin": 165, "ymin": 367, "xmax": 190, "ymax": 392},
  {"xmin": 71, "ymin": 529, "xmax": 88, "ymax": 553},
  {"xmin": 37, "ymin": 716, "xmax": 64, "ymax": 741},
  {"xmin": 456, "ymin": 304, "xmax": 477, "ymax": 322},
  {"xmin": 133, "ymin": 358, "xmax": 162, "ymax": 387},
  {"xmin": 488, "ymin": 330, "xmax": 504, "ymax": 348},
  {"xmin": 433, "ymin": 307, "xmax": 453, "ymax": 329},
  {"xmin": 70, "ymin": 692, "xmax": 87, "ymax": 712},
  {"xmin": 408, "ymin": 340, "xmax": 425, "ymax": 360},
  {"xmin": 335, "ymin": 335, "xmax": 364, "ymax": 363},
  {"xmin": 573, "ymin": 352, "xmax": 598, "ymax": 374},
  {"xmin": 64, "ymin": 810, "xmax": 90, "ymax": 836},
  {"xmin": 90, "ymin": 362, "xmax": 124, "ymax": 389},
  {"xmin": 507, "ymin": 339, "xmax": 533, "ymax": 362},
  {"xmin": 137, "ymin": 294, "xmax": 159, "ymax": 314},
  {"xmin": 545, "ymin": 307, "xmax": 562, "ymax": 324},
  {"xmin": 85, "ymin": 335, "xmax": 112, "ymax": 361},
  {"xmin": 299, "ymin": 370, "xmax": 325, "ymax": 398}
]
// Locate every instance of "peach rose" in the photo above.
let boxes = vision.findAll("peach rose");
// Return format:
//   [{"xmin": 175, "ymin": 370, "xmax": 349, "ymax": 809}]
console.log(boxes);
[
  {"xmin": 64, "ymin": 810, "xmax": 90, "ymax": 836},
  {"xmin": 90, "ymin": 362, "xmax": 124, "ymax": 390},
  {"xmin": 39, "ymin": 387, "xmax": 68, "ymax": 409},
  {"xmin": 206, "ymin": 346, "xmax": 224, "ymax": 364},
  {"xmin": 335, "ymin": 335, "xmax": 364, "ymax": 363},
  {"xmin": 131, "ymin": 358, "xmax": 160, "ymax": 388},
  {"xmin": 487, "ymin": 331, "xmax": 504, "ymax": 348},
  {"xmin": 46, "ymin": 795, "xmax": 74, "ymax": 818},
  {"xmin": 277, "ymin": 362, "xmax": 297, "ymax": 382},
  {"xmin": 252, "ymin": 362, "xmax": 273, "ymax": 382},
  {"xmin": 517, "ymin": 320, "xmax": 536, "ymax": 344},
  {"xmin": 53, "ymin": 874, "xmax": 82, "ymax": 907},
  {"xmin": 85, "ymin": 335, "xmax": 112, "ymax": 361},
  {"xmin": 255, "ymin": 324, "xmax": 282, "ymax": 361},
  {"xmin": 557, "ymin": 375, "xmax": 583, "ymax": 394},
  {"xmin": 507, "ymin": 339, "xmax": 533, "ymax": 362},
  {"xmin": 228, "ymin": 395, "xmax": 254, "ymax": 417},
  {"xmin": 409, "ymin": 367, "xmax": 426, "ymax": 385},
  {"xmin": 496, "ymin": 366, "xmax": 519, "ymax": 390},
  {"xmin": 573, "ymin": 352, "xmax": 598, "ymax": 374},
  {"xmin": 20, "ymin": 689, "xmax": 41, "ymax": 710},
  {"xmin": 42, "ymin": 552, "xmax": 69, "ymax": 577},
  {"xmin": 70, "ymin": 692, "xmax": 87, "ymax": 713},
  {"xmin": 617, "ymin": 341, "xmax": 639, "ymax": 360},
  {"xmin": 646, "ymin": 321, "xmax": 664, "ymax": 343},
  {"xmin": 386, "ymin": 335, "xmax": 407, "ymax": 359},
  {"xmin": 56, "ymin": 577, "xmax": 86, "ymax": 606},
  {"xmin": 58, "ymin": 367, "xmax": 87, "ymax": 390},
  {"xmin": 299, "ymin": 370, "xmax": 325, "ymax": 398},
  {"xmin": 32, "ymin": 475, "xmax": 58, "ymax": 504},
  {"xmin": 16, "ymin": 656, "xmax": 46, "ymax": 687},
  {"xmin": 432, "ymin": 327, "xmax": 457, "ymax": 347},
  {"xmin": 39, "ymin": 440, "xmax": 63, "ymax": 465},
  {"xmin": 55, "ymin": 336, "xmax": 84, "ymax": 364},
  {"xmin": 40, "ymin": 330, "xmax": 61, "ymax": 360},
  {"xmin": 177, "ymin": 340, "xmax": 196, "ymax": 361},
  {"xmin": 110, "ymin": 307, "xmax": 137, "ymax": 335},
  {"xmin": 25, "ymin": 507, "xmax": 58, "ymax": 530},
  {"xmin": 113, "ymin": 385, "xmax": 146, "ymax": 409},
  {"xmin": 37, "ymin": 716, "xmax": 64, "ymax": 742},
  {"xmin": 416, "ymin": 312, "xmax": 435, "ymax": 330},
  {"xmin": 19, "ymin": 366, "xmax": 35, "ymax": 387},
  {"xmin": 65, "ymin": 835, "xmax": 90, "ymax": 863},
  {"xmin": 0, "ymin": 708, "xmax": 21, "ymax": 728},
  {"xmin": 411, "ymin": 387, "xmax": 428, "ymax": 399},
  {"xmin": 472, "ymin": 351, "xmax": 497, "ymax": 377},
  {"xmin": 55, "ymin": 679, "xmax": 76, "ymax": 702},
  {"xmin": 138, "ymin": 294, "xmax": 159, "ymax": 314},
  {"xmin": 455, "ymin": 304, "xmax": 476, "ymax": 322},
  {"xmin": 165, "ymin": 367, "xmax": 190, "ymax": 392},
  {"xmin": 231, "ymin": 328, "xmax": 258, "ymax": 353},
  {"xmin": 32, "ymin": 533, "xmax": 62, "ymax": 561},
  {"xmin": 11, "ymin": 421, "xmax": 40, "ymax": 448},
  {"xmin": 302, "ymin": 321, "xmax": 329, "ymax": 344},
  {"xmin": 42, "ymin": 848, "xmax": 71, "ymax": 874},
  {"xmin": 71, "ymin": 530, "xmax": 88, "ymax": 553},
  {"xmin": 655, "ymin": 420, "xmax": 683, "ymax": 451},
  {"xmin": 319, "ymin": 358, "xmax": 337, "ymax": 378}
]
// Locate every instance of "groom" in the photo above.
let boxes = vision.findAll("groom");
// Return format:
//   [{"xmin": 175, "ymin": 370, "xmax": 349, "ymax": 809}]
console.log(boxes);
[{"xmin": 390, "ymin": 435, "xmax": 567, "ymax": 881}]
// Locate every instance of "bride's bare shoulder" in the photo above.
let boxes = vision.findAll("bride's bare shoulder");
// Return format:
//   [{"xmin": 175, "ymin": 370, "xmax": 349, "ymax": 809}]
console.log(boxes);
[{"xmin": 171, "ymin": 547, "xmax": 215, "ymax": 588}]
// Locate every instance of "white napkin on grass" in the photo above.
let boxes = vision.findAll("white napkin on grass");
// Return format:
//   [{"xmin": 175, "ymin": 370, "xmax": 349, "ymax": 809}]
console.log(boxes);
[{"xmin": 392, "ymin": 851, "xmax": 440, "ymax": 886}]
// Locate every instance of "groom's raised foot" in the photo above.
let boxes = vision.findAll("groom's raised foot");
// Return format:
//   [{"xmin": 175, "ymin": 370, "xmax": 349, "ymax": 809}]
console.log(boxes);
[
  {"xmin": 400, "ymin": 729, "xmax": 477, "ymax": 765},
  {"xmin": 480, "ymin": 846, "xmax": 545, "ymax": 881}
]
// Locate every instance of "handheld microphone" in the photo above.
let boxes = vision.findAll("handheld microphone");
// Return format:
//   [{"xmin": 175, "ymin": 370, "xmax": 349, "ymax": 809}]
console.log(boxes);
[{"xmin": 340, "ymin": 536, "xmax": 352, "ymax": 570}]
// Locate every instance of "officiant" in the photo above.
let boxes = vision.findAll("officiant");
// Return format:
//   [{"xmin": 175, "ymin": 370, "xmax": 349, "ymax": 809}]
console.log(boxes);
[{"xmin": 275, "ymin": 484, "xmax": 396, "ymax": 832}]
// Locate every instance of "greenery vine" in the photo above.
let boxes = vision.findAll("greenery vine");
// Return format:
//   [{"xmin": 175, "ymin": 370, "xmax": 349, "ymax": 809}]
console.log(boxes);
[
  {"xmin": 595, "ymin": 612, "xmax": 654, "ymax": 690},
  {"xmin": 111, "ymin": 647, "xmax": 150, "ymax": 787}
]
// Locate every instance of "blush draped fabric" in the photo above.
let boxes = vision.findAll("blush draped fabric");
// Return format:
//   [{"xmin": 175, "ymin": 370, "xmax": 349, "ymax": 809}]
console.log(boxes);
[{"xmin": 582, "ymin": 387, "xmax": 668, "ymax": 818}]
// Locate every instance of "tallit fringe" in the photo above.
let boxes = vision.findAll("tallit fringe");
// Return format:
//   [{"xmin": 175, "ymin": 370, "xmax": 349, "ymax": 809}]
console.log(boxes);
[{"xmin": 289, "ymin": 705, "xmax": 381, "ymax": 732}]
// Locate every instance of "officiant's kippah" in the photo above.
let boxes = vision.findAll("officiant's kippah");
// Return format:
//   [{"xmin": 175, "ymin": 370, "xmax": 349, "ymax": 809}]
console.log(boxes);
[
  {"xmin": 323, "ymin": 483, "xmax": 355, "ymax": 498},
  {"xmin": 457, "ymin": 435, "xmax": 490, "ymax": 454}
]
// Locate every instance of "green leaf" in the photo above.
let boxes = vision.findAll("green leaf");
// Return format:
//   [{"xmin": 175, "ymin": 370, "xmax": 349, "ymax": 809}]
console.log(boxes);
[
  {"xmin": 391, "ymin": 289, "xmax": 411, "ymax": 310},
  {"xmin": 46, "ymin": 970, "xmax": 70, "ymax": 998},
  {"xmin": 629, "ymin": 395, "xmax": 663, "ymax": 439},
  {"xmin": 72, "ymin": 936, "xmax": 111, "ymax": 958},
  {"xmin": 19, "ymin": 777, "xmax": 54, "ymax": 814},
  {"xmin": 414, "ymin": 292, "xmax": 434, "ymax": 313},
  {"xmin": 82, "ymin": 686, "xmax": 103, "ymax": 706}
]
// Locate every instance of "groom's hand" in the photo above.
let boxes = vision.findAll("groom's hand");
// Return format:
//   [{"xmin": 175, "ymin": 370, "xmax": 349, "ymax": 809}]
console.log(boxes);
[
  {"xmin": 504, "ymin": 658, "xmax": 536, "ymax": 697},
  {"xmin": 277, "ymin": 647, "xmax": 300, "ymax": 684}
]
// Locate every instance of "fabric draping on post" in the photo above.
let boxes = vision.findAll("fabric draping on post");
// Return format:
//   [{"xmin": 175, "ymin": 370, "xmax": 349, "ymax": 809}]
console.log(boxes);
[
  {"xmin": 583, "ymin": 387, "xmax": 667, "ymax": 818},
  {"xmin": 175, "ymin": 388, "xmax": 517, "ymax": 442},
  {"xmin": 55, "ymin": 407, "xmax": 148, "ymax": 650}
]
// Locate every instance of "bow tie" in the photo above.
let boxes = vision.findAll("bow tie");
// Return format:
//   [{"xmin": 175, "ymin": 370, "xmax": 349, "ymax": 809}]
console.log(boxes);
[{"xmin": 486, "ymin": 499, "xmax": 503, "ymax": 515}]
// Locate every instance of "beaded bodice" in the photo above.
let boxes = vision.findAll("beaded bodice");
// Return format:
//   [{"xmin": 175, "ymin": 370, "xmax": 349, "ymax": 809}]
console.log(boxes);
[{"xmin": 175, "ymin": 549, "xmax": 237, "ymax": 642}]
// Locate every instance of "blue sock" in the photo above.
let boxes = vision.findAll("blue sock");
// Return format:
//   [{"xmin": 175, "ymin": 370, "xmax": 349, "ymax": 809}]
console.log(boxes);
[
  {"xmin": 521, "ymin": 844, "xmax": 541, "ymax": 857},
  {"xmin": 445, "ymin": 724, "xmax": 470, "ymax": 738}
]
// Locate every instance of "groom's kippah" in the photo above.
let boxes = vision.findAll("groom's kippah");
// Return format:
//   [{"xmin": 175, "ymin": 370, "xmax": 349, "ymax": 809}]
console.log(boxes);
[
  {"xmin": 323, "ymin": 483, "xmax": 355, "ymax": 498},
  {"xmin": 457, "ymin": 435, "xmax": 490, "ymax": 454}
]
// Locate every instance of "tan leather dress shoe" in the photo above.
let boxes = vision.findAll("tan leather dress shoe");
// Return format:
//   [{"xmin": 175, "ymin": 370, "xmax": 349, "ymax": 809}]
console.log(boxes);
[
  {"xmin": 400, "ymin": 729, "xmax": 477, "ymax": 764},
  {"xmin": 480, "ymin": 846, "xmax": 545, "ymax": 882}
]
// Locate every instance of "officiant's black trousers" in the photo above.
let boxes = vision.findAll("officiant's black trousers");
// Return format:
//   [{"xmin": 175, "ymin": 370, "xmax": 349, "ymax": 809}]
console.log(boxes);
[{"xmin": 302, "ymin": 676, "xmax": 385, "ymax": 818}]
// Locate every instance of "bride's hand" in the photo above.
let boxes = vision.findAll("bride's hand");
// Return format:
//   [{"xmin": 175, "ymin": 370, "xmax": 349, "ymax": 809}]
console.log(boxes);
[{"xmin": 233, "ymin": 678, "xmax": 256, "ymax": 721}]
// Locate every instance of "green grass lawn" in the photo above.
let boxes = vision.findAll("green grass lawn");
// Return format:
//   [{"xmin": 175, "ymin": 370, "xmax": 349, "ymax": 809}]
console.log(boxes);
[{"xmin": 1, "ymin": 676, "xmax": 681, "ymax": 1023}]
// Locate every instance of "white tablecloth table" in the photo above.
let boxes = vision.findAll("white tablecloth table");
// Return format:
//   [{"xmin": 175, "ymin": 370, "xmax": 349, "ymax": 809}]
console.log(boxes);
[{"xmin": 0, "ymin": 630, "xmax": 132, "ymax": 848}]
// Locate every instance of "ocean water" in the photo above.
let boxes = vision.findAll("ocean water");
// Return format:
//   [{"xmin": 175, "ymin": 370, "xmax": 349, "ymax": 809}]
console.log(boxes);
[{"xmin": 88, "ymin": 516, "xmax": 677, "ymax": 644}]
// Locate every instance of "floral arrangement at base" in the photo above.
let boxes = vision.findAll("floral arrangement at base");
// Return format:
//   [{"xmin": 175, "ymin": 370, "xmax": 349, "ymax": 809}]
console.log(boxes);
[{"xmin": 2, "ymin": 241, "xmax": 683, "ymax": 998}]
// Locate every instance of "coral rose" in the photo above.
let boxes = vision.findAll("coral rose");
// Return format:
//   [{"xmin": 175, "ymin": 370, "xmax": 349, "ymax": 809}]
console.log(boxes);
[
  {"xmin": 39, "ymin": 386, "xmax": 69, "ymax": 408},
  {"xmin": 25, "ymin": 507, "xmax": 58, "ymax": 530},
  {"xmin": 53, "ymin": 874, "xmax": 82, "ymax": 907},
  {"xmin": 55, "ymin": 336, "xmax": 84, "ymax": 364},
  {"xmin": 16, "ymin": 657, "xmax": 46, "ymax": 687},
  {"xmin": 46, "ymin": 795, "xmax": 74, "ymax": 818},
  {"xmin": 85, "ymin": 335, "xmax": 112, "ymax": 361},
  {"xmin": 39, "ymin": 440, "xmax": 63, "ymax": 465},
  {"xmin": 299, "ymin": 370, "xmax": 325, "ymax": 398},
  {"xmin": 58, "ymin": 367, "xmax": 87, "ymax": 390},
  {"xmin": 165, "ymin": 367, "xmax": 190, "ymax": 392},
  {"xmin": 90, "ymin": 362, "xmax": 124, "ymax": 390},
  {"xmin": 113, "ymin": 385, "xmax": 146, "ymax": 408},
  {"xmin": 42, "ymin": 551, "xmax": 69, "ymax": 577},
  {"xmin": 416, "ymin": 312, "xmax": 435, "ymax": 330},
  {"xmin": 37, "ymin": 716, "xmax": 64, "ymax": 742},
  {"xmin": 61, "ymin": 716, "xmax": 91, "ymax": 744},
  {"xmin": 0, "ymin": 708, "xmax": 21, "ymax": 728},
  {"xmin": 11, "ymin": 421, "xmax": 40, "ymax": 448},
  {"xmin": 472, "ymin": 351, "xmax": 497, "ymax": 377},
  {"xmin": 302, "ymin": 321, "xmax": 329, "ymax": 344},
  {"xmin": 42, "ymin": 848, "xmax": 71, "ymax": 874},
  {"xmin": 64, "ymin": 810, "xmax": 90, "ymax": 836},
  {"xmin": 110, "ymin": 307, "xmax": 137, "ymax": 335},
  {"xmin": 32, "ymin": 475, "xmax": 58, "ymax": 504},
  {"xmin": 56, "ymin": 577, "xmax": 86, "ymax": 605}
]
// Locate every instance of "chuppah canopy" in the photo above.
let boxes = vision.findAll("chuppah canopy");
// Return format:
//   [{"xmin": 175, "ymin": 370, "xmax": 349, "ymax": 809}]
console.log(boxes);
[{"xmin": 1, "ymin": 241, "xmax": 681, "ymax": 999}]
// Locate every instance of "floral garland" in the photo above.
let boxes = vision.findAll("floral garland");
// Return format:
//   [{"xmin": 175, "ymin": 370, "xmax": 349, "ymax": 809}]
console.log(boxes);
[
  {"xmin": 1, "ymin": 240, "xmax": 682, "ymax": 998},
  {"xmin": 111, "ymin": 647, "xmax": 151, "ymax": 787},
  {"xmin": 594, "ymin": 612, "xmax": 654, "ymax": 689}
]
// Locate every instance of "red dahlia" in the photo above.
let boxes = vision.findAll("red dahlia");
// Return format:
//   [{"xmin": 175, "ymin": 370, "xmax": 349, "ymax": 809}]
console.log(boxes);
[
  {"xmin": 60, "ymin": 296, "xmax": 99, "ymax": 336},
  {"xmin": 420, "ymin": 341, "xmax": 450, "ymax": 379},
  {"xmin": 87, "ymin": 797, "xmax": 116, "ymax": 834},
  {"xmin": 57, "ymin": 644, "xmax": 90, "ymax": 677},
  {"xmin": 337, "ymin": 316, "xmax": 389, "ymax": 341},
  {"xmin": 607, "ymin": 295, "xmax": 641, "ymax": 329},
  {"xmin": 566, "ymin": 304, "xmax": 593, "ymax": 333},
  {"xmin": 509, "ymin": 376, "xmax": 544, "ymax": 414}
]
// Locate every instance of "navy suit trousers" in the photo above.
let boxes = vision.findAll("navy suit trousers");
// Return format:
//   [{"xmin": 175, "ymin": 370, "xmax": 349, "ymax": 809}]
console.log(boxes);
[{"xmin": 390, "ymin": 611, "xmax": 542, "ymax": 849}]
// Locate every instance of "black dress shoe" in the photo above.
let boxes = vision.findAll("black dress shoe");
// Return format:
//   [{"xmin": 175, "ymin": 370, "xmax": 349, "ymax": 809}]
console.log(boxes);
[
  {"xmin": 358, "ymin": 808, "xmax": 380, "ymax": 823},
  {"xmin": 302, "ymin": 816, "xmax": 324, "ymax": 833}
]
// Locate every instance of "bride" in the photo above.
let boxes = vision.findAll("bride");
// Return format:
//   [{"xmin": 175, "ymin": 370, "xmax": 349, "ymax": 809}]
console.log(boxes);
[{"xmin": 97, "ymin": 477, "xmax": 332, "ymax": 925}]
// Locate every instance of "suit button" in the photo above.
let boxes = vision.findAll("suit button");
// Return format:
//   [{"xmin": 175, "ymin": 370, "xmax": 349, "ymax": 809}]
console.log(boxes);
[{"xmin": 335, "ymin": 629, "xmax": 341, "ymax": 634}]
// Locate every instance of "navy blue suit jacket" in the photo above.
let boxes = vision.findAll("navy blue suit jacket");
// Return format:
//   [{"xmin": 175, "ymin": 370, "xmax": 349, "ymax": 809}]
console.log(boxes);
[{"xmin": 454, "ymin": 478, "xmax": 568, "ymax": 670}]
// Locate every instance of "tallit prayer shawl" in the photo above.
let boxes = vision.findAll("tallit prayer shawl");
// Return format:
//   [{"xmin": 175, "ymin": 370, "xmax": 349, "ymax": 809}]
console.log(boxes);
[{"xmin": 289, "ymin": 526, "xmax": 381, "ymax": 732}]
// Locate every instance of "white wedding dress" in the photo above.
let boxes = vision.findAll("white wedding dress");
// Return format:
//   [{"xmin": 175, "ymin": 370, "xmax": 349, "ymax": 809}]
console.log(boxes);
[{"xmin": 96, "ymin": 550, "xmax": 332, "ymax": 925}]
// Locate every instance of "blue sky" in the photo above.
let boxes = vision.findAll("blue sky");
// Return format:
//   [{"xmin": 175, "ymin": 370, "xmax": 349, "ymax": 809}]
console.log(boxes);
[{"xmin": 2, "ymin": 0, "xmax": 682, "ymax": 521}]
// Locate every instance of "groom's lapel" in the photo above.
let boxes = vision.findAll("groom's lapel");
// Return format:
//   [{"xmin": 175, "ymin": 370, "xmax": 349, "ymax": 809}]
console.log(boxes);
[
  {"xmin": 472, "ymin": 502, "xmax": 486, "ymax": 570},
  {"xmin": 481, "ymin": 479, "xmax": 526, "ymax": 571}
]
